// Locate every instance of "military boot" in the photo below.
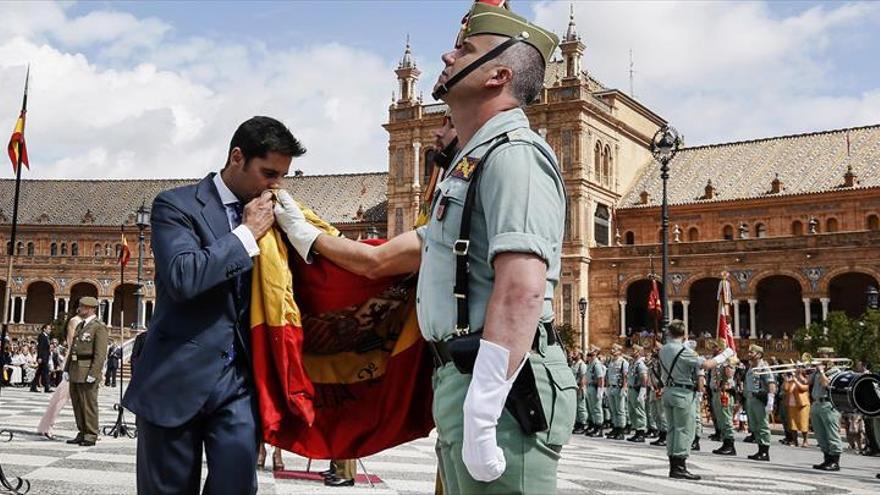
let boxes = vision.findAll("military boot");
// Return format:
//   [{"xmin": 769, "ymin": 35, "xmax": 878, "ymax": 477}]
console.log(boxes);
[
  {"xmin": 587, "ymin": 423, "xmax": 603, "ymax": 437},
  {"xmin": 650, "ymin": 431, "xmax": 667, "ymax": 446},
  {"xmin": 712, "ymin": 438, "xmax": 737, "ymax": 456},
  {"xmin": 812, "ymin": 453, "xmax": 830, "ymax": 470},
  {"xmin": 819, "ymin": 454, "xmax": 840, "ymax": 471},
  {"xmin": 646, "ymin": 428, "xmax": 658, "ymax": 439},
  {"xmin": 708, "ymin": 432, "xmax": 720, "ymax": 442},
  {"xmin": 743, "ymin": 433, "xmax": 755, "ymax": 443},
  {"xmin": 572, "ymin": 422, "xmax": 585, "ymax": 435},
  {"xmin": 606, "ymin": 427, "xmax": 625, "ymax": 440},
  {"xmin": 747, "ymin": 444, "xmax": 770, "ymax": 461},
  {"xmin": 627, "ymin": 430, "xmax": 646, "ymax": 443},
  {"xmin": 691, "ymin": 435, "xmax": 701, "ymax": 451},
  {"xmin": 668, "ymin": 456, "xmax": 701, "ymax": 480}
]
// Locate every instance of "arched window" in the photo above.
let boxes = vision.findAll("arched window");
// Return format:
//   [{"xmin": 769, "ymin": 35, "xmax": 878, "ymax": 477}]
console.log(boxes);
[
  {"xmin": 5, "ymin": 241, "xmax": 10, "ymax": 255},
  {"xmin": 603, "ymin": 145, "xmax": 611, "ymax": 186},
  {"xmin": 60, "ymin": 243, "xmax": 67, "ymax": 255},
  {"xmin": 868, "ymin": 214, "xmax": 880, "ymax": 231},
  {"xmin": 105, "ymin": 244, "xmax": 112, "ymax": 256},
  {"xmin": 792, "ymin": 220, "xmax": 803, "ymax": 236},
  {"xmin": 50, "ymin": 243, "xmax": 57, "ymax": 256},
  {"xmin": 26, "ymin": 242, "xmax": 34, "ymax": 256},
  {"xmin": 722, "ymin": 225, "xmax": 734, "ymax": 240},
  {"xmin": 423, "ymin": 148, "xmax": 435, "ymax": 185},
  {"xmin": 624, "ymin": 231, "xmax": 635, "ymax": 245},
  {"xmin": 594, "ymin": 141, "xmax": 602, "ymax": 182},
  {"xmin": 688, "ymin": 227, "xmax": 699, "ymax": 242},
  {"xmin": 826, "ymin": 218, "xmax": 838, "ymax": 233},
  {"xmin": 16, "ymin": 242, "xmax": 23, "ymax": 255},
  {"xmin": 594, "ymin": 204, "xmax": 610, "ymax": 246},
  {"xmin": 115, "ymin": 244, "xmax": 122, "ymax": 258},
  {"xmin": 71, "ymin": 243, "xmax": 79, "ymax": 256},
  {"xmin": 94, "ymin": 243, "xmax": 102, "ymax": 257},
  {"xmin": 755, "ymin": 223, "xmax": 767, "ymax": 238}
]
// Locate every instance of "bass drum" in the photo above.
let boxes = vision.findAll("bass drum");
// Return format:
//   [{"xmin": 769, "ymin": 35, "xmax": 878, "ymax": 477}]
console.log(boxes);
[{"xmin": 829, "ymin": 371, "xmax": 880, "ymax": 417}]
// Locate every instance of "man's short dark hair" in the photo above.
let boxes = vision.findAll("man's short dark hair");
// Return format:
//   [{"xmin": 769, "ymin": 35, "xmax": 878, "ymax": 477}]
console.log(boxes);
[
  {"xmin": 227, "ymin": 116, "xmax": 306, "ymax": 167},
  {"xmin": 495, "ymin": 42, "xmax": 546, "ymax": 106},
  {"xmin": 668, "ymin": 320, "xmax": 686, "ymax": 338}
]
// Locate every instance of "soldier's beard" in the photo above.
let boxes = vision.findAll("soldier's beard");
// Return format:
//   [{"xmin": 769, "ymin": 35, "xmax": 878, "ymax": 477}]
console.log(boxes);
[{"xmin": 434, "ymin": 138, "xmax": 459, "ymax": 170}]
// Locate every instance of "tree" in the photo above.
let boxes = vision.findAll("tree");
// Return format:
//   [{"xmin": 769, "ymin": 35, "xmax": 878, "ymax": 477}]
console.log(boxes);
[
  {"xmin": 794, "ymin": 310, "xmax": 880, "ymax": 367},
  {"xmin": 554, "ymin": 323, "xmax": 579, "ymax": 355}
]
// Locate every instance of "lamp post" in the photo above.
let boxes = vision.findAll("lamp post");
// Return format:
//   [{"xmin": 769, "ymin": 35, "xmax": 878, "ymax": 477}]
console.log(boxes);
[
  {"xmin": 650, "ymin": 125, "xmax": 682, "ymax": 335},
  {"xmin": 135, "ymin": 201, "xmax": 150, "ymax": 330},
  {"xmin": 866, "ymin": 286, "xmax": 879, "ymax": 311},
  {"xmin": 578, "ymin": 297, "xmax": 588, "ymax": 352}
]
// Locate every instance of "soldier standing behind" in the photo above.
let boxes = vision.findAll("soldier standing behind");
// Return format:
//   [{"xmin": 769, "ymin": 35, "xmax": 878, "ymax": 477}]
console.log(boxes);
[
  {"xmin": 649, "ymin": 341, "xmax": 668, "ymax": 446},
  {"xmin": 584, "ymin": 346, "xmax": 606, "ymax": 437},
  {"xmin": 660, "ymin": 320, "xmax": 734, "ymax": 480},
  {"xmin": 810, "ymin": 347, "xmax": 844, "ymax": 471},
  {"xmin": 62, "ymin": 297, "xmax": 108, "ymax": 447},
  {"xmin": 605, "ymin": 344, "xmax": 629, "ymax": 440},
  {"xmin": 626, "ymin": 345, "xmax": 649, "ymax": 442},
  {"xmin": 692, "ymin": 355, "xmax": 706, "ymax": 452},
  {"xmin": 711, "ymin": 355, "xmax": 739, "ymax": 456},
  {"xmin": 744, "ymin": 344, "xmax": 776, "ymax": 461},
  {"xmin": 570, "ymin": 350, "xmax": 589, "ymax": 434}
]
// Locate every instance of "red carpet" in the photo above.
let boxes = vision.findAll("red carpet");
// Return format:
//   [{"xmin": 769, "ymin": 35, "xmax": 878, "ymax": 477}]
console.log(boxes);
[{"xmin": 273, "ymin": 469, "xmax": 383, "ymax": 485}]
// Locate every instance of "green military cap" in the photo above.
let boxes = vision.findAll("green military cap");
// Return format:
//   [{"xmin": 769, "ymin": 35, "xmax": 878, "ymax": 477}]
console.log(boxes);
[
  {"xmin": 79, "ymin": 296, "xmax": 99, "ymax": 307},
  {"xmin": 456, "ymin": 1, "xmax": 560, "ymax": 65},
  {"xmin": 587, "ymin": 344, "xmax": 600, "ymax": 355},
  {"xmin": 611, "ymin": 343, "xmax": 623, "ymax": 352},
  {"xmin": 816, "ymin": 346, "xmax": 835, "ymax": 355},
  {"xmin": 749, "ymin": 344, "xmax": 764, "ymax": 354}
]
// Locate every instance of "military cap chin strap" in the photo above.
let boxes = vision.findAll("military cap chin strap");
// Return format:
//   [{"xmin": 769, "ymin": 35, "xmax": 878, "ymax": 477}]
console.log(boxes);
[{"xmin": 432, "ymin": 37, "xmax": 522, "ymax": 101}]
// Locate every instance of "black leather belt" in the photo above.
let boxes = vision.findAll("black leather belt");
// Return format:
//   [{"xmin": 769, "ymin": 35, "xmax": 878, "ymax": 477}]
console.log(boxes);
[
  {"xmin": 670, "ymin": 384, "xmax": 695, "ymax": 391},
  {"xmin": 816, "ymin": 397, "xmax": 831, "ymax": 403},
  {"xmin": 428, "ymin": 322, "xmax": 557, "ymax": 369}
]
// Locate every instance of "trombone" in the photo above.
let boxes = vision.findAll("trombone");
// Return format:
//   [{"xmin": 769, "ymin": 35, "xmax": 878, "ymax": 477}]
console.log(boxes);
[{"xmin": 752, "ymin": 353, "xmax": 852, "ymax": 376}]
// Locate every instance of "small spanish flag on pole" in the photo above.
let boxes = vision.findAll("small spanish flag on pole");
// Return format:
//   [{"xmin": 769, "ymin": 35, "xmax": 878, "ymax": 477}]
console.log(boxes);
[
  {"xmin": 118, "ymin": 232, "xmax": 131, "ymax": 268},
  {"xmin": 7, "ymin": 65, "xmax": 29, "ymax": 172}
]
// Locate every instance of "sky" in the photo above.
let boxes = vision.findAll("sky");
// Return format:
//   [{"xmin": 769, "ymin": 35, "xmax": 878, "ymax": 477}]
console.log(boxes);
[{"xmin": 0, "ymin": 0, "xmax": 878, "ymax": 180}]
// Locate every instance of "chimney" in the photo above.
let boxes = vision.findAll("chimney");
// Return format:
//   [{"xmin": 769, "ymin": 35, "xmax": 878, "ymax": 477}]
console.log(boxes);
[
  {"xmin": 769, "ymin": 173, "xmax": 783, "ymax": 194},
  {"xmin": 639, "ymin": 190, "xmax": 650, "ymax": 204},
  {"xmin": 843, "ymin": 165, "xmax": 857, "ymax": 187},
  {"xmin": 702, "ymin": 179, "xmax": 716, "ymax": 200}
]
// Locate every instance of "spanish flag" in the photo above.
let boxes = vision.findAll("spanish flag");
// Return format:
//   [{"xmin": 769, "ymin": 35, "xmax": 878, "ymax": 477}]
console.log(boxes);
[
  {"xmin": 118, "ymin": 233, "xmax": 131, "ymax": 268},
  {"xmin": 251, "ymin": 203, "xmax": 434, "ymax": 459},
  {"xmin": 7, "ymin": 110, "xmax": 28, "ymax": 172}
]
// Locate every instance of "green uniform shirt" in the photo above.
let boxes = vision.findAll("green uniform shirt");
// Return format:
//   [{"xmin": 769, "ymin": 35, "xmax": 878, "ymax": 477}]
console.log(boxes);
[
  {"xmin": 587, "ymin": 359, "xmax": 606, "ymax": 386},
  {"xmin": 659, "ymin": 340, "xmax": 703, "ymax": 387},
  {"xmin": 745, "ymin": 361, "xmax": 773, "ymax": 393},
  {"xmin": 606, "ymin": 357, "xmax": 629, "ymax": 387},
  {"xmin": 810, "ymin": 371, "xmax": 830, "ymax": 401},
  {"xmin": 415, "ymin": 108, "xmax": 565, "ymax": 342},
  {"xmin": 571, "ymin": 359, "xmax": 587, "ymax": 383},
  {"xmin": 627, "ymin": 358, "xmax": 648, "ymax": 388}
]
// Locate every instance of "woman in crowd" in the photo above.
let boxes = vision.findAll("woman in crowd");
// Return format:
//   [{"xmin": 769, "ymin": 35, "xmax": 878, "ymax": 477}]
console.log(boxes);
[
  {"xmin": 37, "ymin": 313, "xmax": 81, "ymax": 439},
  {"xmin": 782, "ymin": 366, "xmax": 811, "ymax": 447}
]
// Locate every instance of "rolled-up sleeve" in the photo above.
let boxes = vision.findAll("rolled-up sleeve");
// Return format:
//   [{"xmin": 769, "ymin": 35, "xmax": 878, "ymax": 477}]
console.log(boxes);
[{"xmin": 478, "ymin": 143, "xmax": 564, "ymax": 266}]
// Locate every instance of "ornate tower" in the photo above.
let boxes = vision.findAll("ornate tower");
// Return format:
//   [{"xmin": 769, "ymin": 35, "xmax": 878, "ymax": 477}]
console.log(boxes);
[
  {"xmin": 560, "ymin": 5, "xmax": 585, "ymax": 81},
  {"xmin": 395, "ymin": 35, "xmax": 421, "ymax": 104}
]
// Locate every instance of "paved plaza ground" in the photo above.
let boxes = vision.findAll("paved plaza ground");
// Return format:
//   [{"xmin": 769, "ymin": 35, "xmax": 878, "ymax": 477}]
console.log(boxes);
[{"xmin": 0, "ymin": 385, "xmax": 878, "ymax": 494}]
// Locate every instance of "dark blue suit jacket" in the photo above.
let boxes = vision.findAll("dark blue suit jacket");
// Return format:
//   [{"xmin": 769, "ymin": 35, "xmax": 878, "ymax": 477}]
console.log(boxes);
[{"xmin": 123, "ymin": 174, "xmax": 254, "ymax": 428}]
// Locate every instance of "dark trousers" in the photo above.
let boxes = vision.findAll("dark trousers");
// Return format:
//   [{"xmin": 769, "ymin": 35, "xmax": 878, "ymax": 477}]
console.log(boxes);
[
  {"xmin": 70, "ymin": 381, "xmax": 100, "ymax": 442},
  {"xmin": 105, "ymin": 366, "xmax": 118, "ymax": 387},
  {"xmin": 30, "ymin": 360, "xmax": 50, "ymax": 391},
  {"xmin": 136, "ymin": 362, "xmax": 259, "ymax": 495}
]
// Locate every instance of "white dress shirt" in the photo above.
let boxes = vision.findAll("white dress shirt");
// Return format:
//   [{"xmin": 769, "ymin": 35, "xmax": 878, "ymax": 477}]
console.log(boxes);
[{"xmin": 213, "ymin": 172, "xmax": 260, "ymax": 257}]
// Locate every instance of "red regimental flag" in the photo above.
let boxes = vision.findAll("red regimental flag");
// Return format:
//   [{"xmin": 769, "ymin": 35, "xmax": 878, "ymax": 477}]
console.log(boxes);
[
  {"xmin": 717, "ymin": 278, "xmax": 736, "ymax": 351},
  {"xmin": 7, "ymin": 111, "xmax": 28, "ymax": 172},
  {"xmin": 647, "ymin": 278, "xmax": 662, "ymax": 319},
  {"xmin": 118, "ymin": 234, "xmax": 131, "ymax": 267}
]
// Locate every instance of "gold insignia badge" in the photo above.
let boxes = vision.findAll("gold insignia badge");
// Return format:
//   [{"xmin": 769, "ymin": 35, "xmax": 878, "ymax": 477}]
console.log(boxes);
[{"xmin": 450, "ymin": 157, "xmax": 478, "ymax": 181}]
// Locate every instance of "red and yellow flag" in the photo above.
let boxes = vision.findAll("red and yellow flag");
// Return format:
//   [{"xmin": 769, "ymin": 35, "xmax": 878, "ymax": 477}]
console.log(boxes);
[
  {"xmin": 250, "ymin": 204, "xmax": 433, "ymax": 459},
  {"xmin": 118, "ymin": 234, "xmax": 131, "ymax": 267},
  {"xmin": 7, "ymin": 111, "xmax": 28, "ymax": 172}
]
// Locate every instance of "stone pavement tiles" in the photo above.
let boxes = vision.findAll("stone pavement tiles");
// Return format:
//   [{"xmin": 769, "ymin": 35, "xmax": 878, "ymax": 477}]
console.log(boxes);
[{"xmin": 1, "ymin": 385, "xmax": 878, "ymax": 494}]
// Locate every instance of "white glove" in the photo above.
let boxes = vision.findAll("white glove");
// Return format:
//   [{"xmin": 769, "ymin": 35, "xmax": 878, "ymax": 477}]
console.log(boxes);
[
  {"xmin": 273, "ymin": 189, "xmax": 322, "ymax": 262},
  {"xmin": 637, "ymin": 387, "xmax": 646, "ymax": 402},
  {"xmin": 86, "ymin": 375, "xmax": 96, "ymax": 384},
  {"xmin": 696, "ymin": 391, "xmax": 704, "ymax": 402},
  {"xmin": 712, "ymin": 347, "xmax": 735, "ymax": 365},
  {"xmin": 63, "ymin": 372, "xmax": 69, "ymax": 382},
  {"xmin": 765, "ymin": 394, "xmax": 774, "ymax": 414},
  {"xmin": 598, "ymin": 387, "xmax": 606, "ymax": 402},
  {"xmin": 462, "ymin": 340, "xmax": 528, "ymax": 483}
]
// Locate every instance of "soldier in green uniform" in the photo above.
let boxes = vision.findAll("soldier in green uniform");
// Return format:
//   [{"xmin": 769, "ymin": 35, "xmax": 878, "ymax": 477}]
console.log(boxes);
[
  {"xmin": 626, "ymin": 344, "xmax": 649, "ymax": 442},
  {"xmin": 744, "ymin": 344, "xmax": 776, "ymax": 461},
  {"xmin": 660, "ymin": 320, "xmax": 734, "ymax": 480},
  {"xmin": 692, "ymin": 355, "xmax": 706, "ymax": 452},
  {"xmin": 810, "ymin": 347, "xmax": 844, "ymax": 471},
  {"xmin": 648, "ymin": 341, "xmax": 668, "ymax": 446},
  {"xmin": 62, "ymin": 297, "xmax": 109, "ymax": 447},
  {"xmin": 274, "ymin": 1, "xmax": 573, "ymax": 492},
  {"xmin": 584, "ymin": 345, "xmax": 607, "ymax": 437},
  {"xmin": 705, "ymin": 340, "xmax": 722, "ymax": 442},
  {"xmin": 605, "ymin": 344, "xmax": 629, "ymax": 440},
  {"xmin": 711, "ymin": 354, "xmax": 739, "ymax": 456},
  {"xmin": 570, "ymin": 350, "xmax": 589, "ymax": 434}
]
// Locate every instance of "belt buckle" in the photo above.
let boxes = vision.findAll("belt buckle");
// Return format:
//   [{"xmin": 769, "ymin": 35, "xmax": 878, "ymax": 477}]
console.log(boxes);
[
  {"xmin": 71, "ymin": 355, "xmax": 78, "ymax": 362},
  {"xmin": 454, "ymin": 325, "xmax": 469, "ymax": 337},
  {"xmin": 453, "ymin": 240, "xmax": 470, "ymax": 256}
]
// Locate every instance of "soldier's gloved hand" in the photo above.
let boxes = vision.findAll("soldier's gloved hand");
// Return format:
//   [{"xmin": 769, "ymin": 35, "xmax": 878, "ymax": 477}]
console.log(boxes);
[
  {"xmin": 462, "ymin": 340, "xmax": 527, "ymax": 483},
  {"xmin": 765, "ymin": 393, "xmax": 774, "ymax": 413},
  {"xmin": 598, "ymin": 387, "xmax": 606, "ymax": 402},
  {"xmin": 637, "ymin": 386, "xmax": 646, "ymax": 402},
  {"xmin": 273, "ymin": 189, "xmax": 321, "ymax": 262},
  {"xmin": 63, "ymin": 372, "xmax": 69, "ymax": 382},
  {"xmin": 86, "ymin": 375, "xmax": 96, "ymax": 384},
  {"xmin": 695, "ymin": 391, "xmax": 703, "ymax": 402},
  {"xmin": 712, "ymin": 347, "xmax": 735, "ymax": 365}
]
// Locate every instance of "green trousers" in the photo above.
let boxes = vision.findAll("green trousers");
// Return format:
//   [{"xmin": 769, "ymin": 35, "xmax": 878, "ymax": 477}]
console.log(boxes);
[
  {"xmin": 649, "ymin": 392, "xmax": 667, "ymax": 431},
  {"xmin": 433, "ymin": 342, "xmax": 576, "ymax": 494},
  {"xmin": 575, "ymin": 388, "xmax": 588, "ymax": 425},
  {"xmin": 586, "ymin": 387, "xmax": 603, "ymax": 425},
  {"xmin": 69, "ymin": 381, "xmax": 100, "ymax": 443},
  {"xmin": 626, "ymin": 388, "xmax": 646, "ymax": 431},
  {"xmin": 694, "ymin": 398, "xmax": 703, "ymax": 437},
  {"xmin": 608, "ymin": 387, "xmax": 626, "ymax": 427},
  {"xmin": 810, "ymin": 402, "xmax": 843, "ymax": 455},
  {"xmin": 745, "ymin": 396, "xmax": 771, "ymax": 447},
  {"xmin": 662, "ymin": 387, "xmax": 696, "ymax": 458},
  {"xmin": 712, "ymin": 393, "xmax": 734, "ymax": 440}
]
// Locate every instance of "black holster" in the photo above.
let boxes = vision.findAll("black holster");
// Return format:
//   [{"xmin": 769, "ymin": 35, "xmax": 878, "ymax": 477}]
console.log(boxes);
[{"xmin": 447, "ymin": 329, "xmax": 549, "ymax": 435}]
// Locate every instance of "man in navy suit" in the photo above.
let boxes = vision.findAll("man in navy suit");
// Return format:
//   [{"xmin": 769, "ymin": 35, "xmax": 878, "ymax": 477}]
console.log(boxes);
[
  {"xmin": 123, "ymin": 116, "xmax": 306, "ymax": 494},
  {"xmin": 31, "ymin": 324, "xmax": 52, "ymax": 393}
]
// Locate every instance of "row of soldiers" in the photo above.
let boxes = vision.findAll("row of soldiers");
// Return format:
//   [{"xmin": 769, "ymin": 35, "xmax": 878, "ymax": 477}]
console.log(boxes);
[{"xmin": 570, "ymin": 322, "xmax": 845, "ymax": 479}]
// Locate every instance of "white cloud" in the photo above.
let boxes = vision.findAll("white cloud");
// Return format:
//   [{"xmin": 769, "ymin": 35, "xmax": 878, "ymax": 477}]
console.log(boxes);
[{"xmin": 532, "ymin": 1, "xmax": 880, "ymax": 145}]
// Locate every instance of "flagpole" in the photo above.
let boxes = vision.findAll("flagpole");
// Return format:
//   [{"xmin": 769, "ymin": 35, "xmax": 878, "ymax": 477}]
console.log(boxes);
[{"xmin": 0, "ymin": 65, "xmax": 32, "ymax": 495}]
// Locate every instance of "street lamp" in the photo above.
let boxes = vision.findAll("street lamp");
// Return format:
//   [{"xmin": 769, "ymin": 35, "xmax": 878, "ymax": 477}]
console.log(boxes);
[
  {"xmin": 578, "ymin": 297, "xmax": 588, "ymax": 351},
  {"xmin": 135, "ymin": 201, "xmax": 150, "ymax": 330},
  {"xmin": 650, "ymin": 125, "xmax": 682, "ymax": 335},
  {"xmin": 866, "ymin": 286, "xmax": 879, "ymax": 310}
]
